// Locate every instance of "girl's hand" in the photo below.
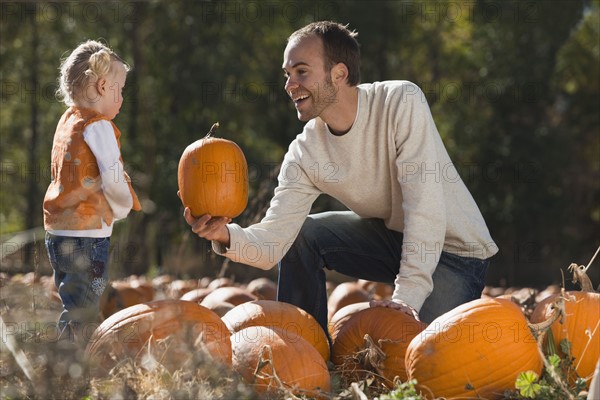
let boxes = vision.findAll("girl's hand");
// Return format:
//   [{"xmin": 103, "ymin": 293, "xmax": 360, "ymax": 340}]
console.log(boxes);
[{"xmin": 369, "ymin": 298, "xmax": 420, "ymax": 321}]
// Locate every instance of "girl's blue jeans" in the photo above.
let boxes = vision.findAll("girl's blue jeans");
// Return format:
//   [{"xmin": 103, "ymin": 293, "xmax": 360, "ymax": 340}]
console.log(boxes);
[
  {"xmin": 277, "ymin": 211, "xmax": 490, "ymax": 334},
  {"xmin": 45, "ymin": 232, "xmax": 110, "ymax": 341}
]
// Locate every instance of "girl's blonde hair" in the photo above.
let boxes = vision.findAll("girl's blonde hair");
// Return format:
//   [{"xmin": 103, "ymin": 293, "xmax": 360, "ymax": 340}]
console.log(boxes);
[{"xmin": 56, "ymin": 40, "xmax": 130, "ymax": 106}]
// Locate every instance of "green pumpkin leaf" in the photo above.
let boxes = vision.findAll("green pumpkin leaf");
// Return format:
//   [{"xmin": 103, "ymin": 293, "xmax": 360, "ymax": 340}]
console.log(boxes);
[
  {"xmin": 547, "ymin": 353, "xmax": 561, "ymax": 369},
  {"xmin": 515, "ymin": 371, "xmax": 542, "ymax": 398}
]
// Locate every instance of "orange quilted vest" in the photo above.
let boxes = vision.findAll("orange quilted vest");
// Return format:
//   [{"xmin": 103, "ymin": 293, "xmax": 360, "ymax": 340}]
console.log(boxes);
[{"xmin": 43, "ymin": 106, "xmax": 141, "ymax": 231}]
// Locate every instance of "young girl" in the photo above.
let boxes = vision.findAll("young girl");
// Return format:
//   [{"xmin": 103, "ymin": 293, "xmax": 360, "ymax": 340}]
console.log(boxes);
[{"xmin": 43, "ymin": 40, "xmax": 141, "ymax": 345}]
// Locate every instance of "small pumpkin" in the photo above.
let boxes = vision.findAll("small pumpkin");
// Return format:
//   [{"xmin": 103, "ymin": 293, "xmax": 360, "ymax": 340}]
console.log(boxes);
[
  {"xmin": 330, "ymin": 306, "xmax": 426, "ymax": 387},
  {"xmin": 245, "ymin": 277, "xmax": 278, "ymax": 301},
  {"xmin": 207, "ymin": 277, "xmax": 236, "ymax": 290},
  {"xmin": 179, "ymin": 287, "xmax": 213, "ymax": 303},
  {"xmin": 200, "ymin": 286, "xmax": 257, "ymax": 308},
  {"xmin": 99, "ymin": 280, "xmax": 154, "ymax": 319},
  {"xmin": 405, "ymin": 297, "xmax": 543, "ymax": 399},
  {"xmin": 168, "ymin": 279, "xmax": 201, "ymax": 299},
  {"xmin": 222, "ymin": 300, "xmax": 330, "ymax": 362},
  {"xmin": 356, "ymin": 279, "xmax": 393, "ymax": 300},
  {"xmin": 178, "ymin": 122, "xmax": 248, "ymax": 218},
  {"xmin": 327, "ymin": 281, "xmax": 370, "ymax": 322},
  {"xmin": 86, "ymin": 299, "xmax": 232, "ymax": 376},
  {"xmin": 231, "ymin": 326, "xmax": 330, "ymax": 398}
]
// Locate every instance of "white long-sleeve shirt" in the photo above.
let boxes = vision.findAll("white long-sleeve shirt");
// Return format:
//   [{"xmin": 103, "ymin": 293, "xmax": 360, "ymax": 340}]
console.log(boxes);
[{"xmin": 214, "ymin": 81, "xmax": 498, "ymax": 311}]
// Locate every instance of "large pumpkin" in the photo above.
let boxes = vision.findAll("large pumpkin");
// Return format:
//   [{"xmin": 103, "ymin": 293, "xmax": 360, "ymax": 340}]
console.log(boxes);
[
  {"xmin": 222, "ymin": 300, "xmax": 330, "ymax": 362},
  {"xmin": 178, "ymin": 123, "xmax": 248, "ymax": 218},
  {"xmin": 86, "ymin": 299, "xmax": 232, "ymax": 375},
  {"xmin": 330, "ymin": 306, "xmax": 426, "ymax": 387},
  {"xmin": 231, "ymin": 326, "xmax": 330, "ymax": 398},
  {"xmin": 405, "ymin": 298, "xmax": 543, "ymax": 399},
  {"xmin": 328, "ymin": 301, "xmax": 371, "ymax": 340},
  {"xmin": 530, "ymin": 290, "xmax": 600, "ymax": 386}
]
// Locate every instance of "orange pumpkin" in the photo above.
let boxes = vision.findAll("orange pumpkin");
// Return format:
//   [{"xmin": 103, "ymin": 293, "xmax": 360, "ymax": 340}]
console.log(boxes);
[
  {"xmin": 328, "ymin": 301, "xmax": 370, "ymax": 341},
  {"xmin": 327, "ymin": 281, "xmax": 370, "ymax": 321},
  {"xmin": 530, "ymin": 290, "xmax": 600, "ymax": 386},
  {"xmin": 178, "ymin": 122, "xmax": 248, "ymax": 218},
  {"xmin": 356, "ymin": 279, "xmax": 393, "ymax": 300},
  {"xmin": 405, "ymin": 298, "xmax": 543, "ymax": 399},
  {"xmin": 179, "ymin": 287, "xmax": 213, "ymax": 303},
  {"xmin": 127, "ymin": 278, "xmax": 155, "ymax": 301},
  {"xmin": 86, "ymin": 299, "xmax": 232, "ymax": 376},
  {"xmin": 246, "ymin": 277, "xmax": 278, "ymax": 301},
  {"xmin": 200, "ymin": 286, "xmax": 257, "ymax": 308},
  {"xmin": 207, "ymin": 277, "xmax": 235, "ymax": 290},
  {"xmin": 222, "ymin": 300, "xmax": 330, "ymax": 362},
  {"xmin": 231, "ymin": 326, "xmax": 330, "ymax": 398},
  {"xmin": 330, "ymin": 306, "xmax": 426, "ymax": 387},
  {"xmin": 168, "ymin": 279, "xmax": 201, "ymax": 299},
  {"xmin": 99, "ymin": 280, "xmax": 154, "ymax": 319}
]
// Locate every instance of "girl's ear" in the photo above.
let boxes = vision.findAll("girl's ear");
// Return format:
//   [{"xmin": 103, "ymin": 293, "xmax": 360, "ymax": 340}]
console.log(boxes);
[{"xmin": 96, "ymin": 77, "xmax": 107, "ymax": 95}]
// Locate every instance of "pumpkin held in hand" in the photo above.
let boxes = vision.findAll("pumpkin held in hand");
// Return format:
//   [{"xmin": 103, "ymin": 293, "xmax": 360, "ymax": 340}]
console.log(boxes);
[{"xmin": 178, "ymin": 122, "xmax": 248, "ymax": 218}]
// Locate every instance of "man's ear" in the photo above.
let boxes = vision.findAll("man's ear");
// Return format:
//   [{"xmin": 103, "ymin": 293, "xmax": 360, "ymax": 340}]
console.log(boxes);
[{"xmin": 331, "ymin": 63, "xmax": 349, "ymax": 85}]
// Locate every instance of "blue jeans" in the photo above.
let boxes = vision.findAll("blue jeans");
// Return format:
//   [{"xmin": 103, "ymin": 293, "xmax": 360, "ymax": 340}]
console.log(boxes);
[
  {"xmin": 277, "ymin": 211, "xmax": 489, "ymax": 334},
  {"xmin": 45, "ymin": 233, "xmax": 110, "ymax": 341}
]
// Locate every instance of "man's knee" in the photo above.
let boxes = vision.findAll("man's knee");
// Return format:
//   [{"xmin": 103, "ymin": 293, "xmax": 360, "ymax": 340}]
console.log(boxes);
[
  {"xmin": 297, "ymin": 215, "xmax": 322, "ymax": 238},
  {"xmin": 287, "ymin": 217, "xmax": 321, "ymax": 253}
]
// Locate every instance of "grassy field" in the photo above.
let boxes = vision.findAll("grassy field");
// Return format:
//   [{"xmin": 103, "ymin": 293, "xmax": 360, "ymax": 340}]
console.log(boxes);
[
  {"xmin": 0, "ymin": 272, "xmax": 595, "ymax": 400},
  {"xmin": 0, "ymin": 276, "xmax": 256, "ymax": 400}
]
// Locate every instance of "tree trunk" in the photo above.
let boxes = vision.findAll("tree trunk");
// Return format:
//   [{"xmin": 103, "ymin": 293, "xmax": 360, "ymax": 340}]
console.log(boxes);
[{"xmin": 24, "ymin": 4, "xmax": 39, "ymax": 267}]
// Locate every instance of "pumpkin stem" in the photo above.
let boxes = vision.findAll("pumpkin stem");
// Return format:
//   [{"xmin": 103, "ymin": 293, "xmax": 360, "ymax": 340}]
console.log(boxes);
[
  {"xmin": 253, "ymin": 345, "xmax": 300, "ymax": 399},
  {"xmin": 354, "ymin": 334, "xmax": 387, "ymax": 378},
  {"xmin": 528, "ymin": 293, "xmax": 567, "ymax": 346},
  {"xmin": 568, "ymin": 263, "xmax": 595, "ymax": 292},
  {"xmin": 205, "ymin": 122, "xmax": 220, "ymax": 138}
]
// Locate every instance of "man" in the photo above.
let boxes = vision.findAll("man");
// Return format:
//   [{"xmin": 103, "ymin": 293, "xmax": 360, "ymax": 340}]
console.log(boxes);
[{"xmin": 183, "ymin": 21, "xmax": 498, "ymax": 334}]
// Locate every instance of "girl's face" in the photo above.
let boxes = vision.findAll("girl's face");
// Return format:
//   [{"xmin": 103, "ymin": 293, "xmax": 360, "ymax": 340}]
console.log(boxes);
[{"xmin": 95, "ymin": 61, "xmax": 127, "ymax": 120}]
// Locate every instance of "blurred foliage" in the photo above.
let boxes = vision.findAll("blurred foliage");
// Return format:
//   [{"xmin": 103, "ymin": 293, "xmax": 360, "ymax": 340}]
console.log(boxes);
[{"xmin": 1, "ymin": 0, "xmax": 598, "ymax": 287}]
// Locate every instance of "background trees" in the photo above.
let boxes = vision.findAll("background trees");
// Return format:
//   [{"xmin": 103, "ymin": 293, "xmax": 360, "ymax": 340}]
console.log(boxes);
[{"xmin": 1, "ymin": 0, "xmax": 598, "ymax": 288}]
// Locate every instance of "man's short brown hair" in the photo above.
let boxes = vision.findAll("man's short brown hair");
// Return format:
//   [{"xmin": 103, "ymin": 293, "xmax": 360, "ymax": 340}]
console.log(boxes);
[{"xmin": 288, "ymin": 21, "xmax": 361, "ymax": 86}]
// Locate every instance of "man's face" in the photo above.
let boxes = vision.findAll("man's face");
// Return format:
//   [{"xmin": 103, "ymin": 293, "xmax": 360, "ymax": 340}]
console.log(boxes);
[{"xmin": 282, "ymin": 34, "xmax": 337, "ymax": 122}]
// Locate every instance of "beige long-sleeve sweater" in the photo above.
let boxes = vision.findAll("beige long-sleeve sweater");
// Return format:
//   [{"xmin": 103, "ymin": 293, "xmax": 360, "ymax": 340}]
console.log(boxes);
[{"xmin": 214, "ymin": 81, "xmax": 498, "ymax": 312}]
